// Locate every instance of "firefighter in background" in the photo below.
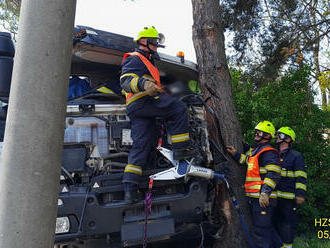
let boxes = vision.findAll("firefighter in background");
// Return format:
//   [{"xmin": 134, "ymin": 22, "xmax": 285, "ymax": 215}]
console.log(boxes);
[
  {"xmin": 120, "ymin": 26, "xmax": 195, "ymax": 204},
  {"xmin": 226, "ymin": 121, "xmax": 281, "ymax": 248},
  {"xmin": 274, "ymin": 127, "xmax": 307, "ymax": 248}
]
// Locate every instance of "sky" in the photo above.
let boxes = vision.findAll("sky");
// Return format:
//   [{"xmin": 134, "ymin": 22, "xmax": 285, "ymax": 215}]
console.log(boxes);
[{"xmin": 74, "ymin": 0, "xmax": 197, "ymax": 62}]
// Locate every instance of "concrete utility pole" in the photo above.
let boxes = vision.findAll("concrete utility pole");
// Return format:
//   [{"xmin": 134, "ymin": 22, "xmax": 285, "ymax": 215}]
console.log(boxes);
[{"xmin": 0, "ymin": 0, "xmax": 76, "ymax": 247}]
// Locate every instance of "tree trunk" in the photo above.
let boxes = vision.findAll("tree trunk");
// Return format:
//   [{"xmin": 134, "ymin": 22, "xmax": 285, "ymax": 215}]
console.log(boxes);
[{"xmin": 191, "ymin": 0, "xmax": 252, "ymax": 247}]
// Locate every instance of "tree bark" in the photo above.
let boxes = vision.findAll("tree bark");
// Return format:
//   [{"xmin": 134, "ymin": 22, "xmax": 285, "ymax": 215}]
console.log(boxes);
[{"xmin": 191, "ymin": 0, "xmax": 252, "ymax": 247}]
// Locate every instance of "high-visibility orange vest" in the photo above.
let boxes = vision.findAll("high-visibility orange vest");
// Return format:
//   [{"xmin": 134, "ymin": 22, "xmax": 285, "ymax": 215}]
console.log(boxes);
[
  {"xmin": 122, "ymin": 52, "xmax": 160, "ymax": 103},
  {"xmin": 245, "ymin": 146, "xmax": 277, "ymax": 194}
]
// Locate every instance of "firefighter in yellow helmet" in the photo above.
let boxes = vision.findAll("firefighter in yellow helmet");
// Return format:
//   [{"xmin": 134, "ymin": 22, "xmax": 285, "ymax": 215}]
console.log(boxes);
[
  {"xmin": 134, "ymin": 26, "xmax": 165, "ymax": 49},
  {"xmin": 273, "ymin": 127, "xmax": 307, "ymax": 248},
  {"xmin": 226, "ymin": 121, "xmax": 281, "ymax": 248},
  {"xmin": 96, "ymin": 27, "xmax": 165, "ymax": 97},
  {"xmin": 120, "ymin": 27, "xmax": 195, "ymax": 204}
]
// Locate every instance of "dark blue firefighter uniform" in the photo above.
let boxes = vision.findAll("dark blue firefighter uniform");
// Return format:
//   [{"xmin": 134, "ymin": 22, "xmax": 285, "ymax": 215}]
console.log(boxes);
[
  {"xmin": 234, "ymin": 143, "xmax": 282, "ymax": 248},
  {"xmin": 273, "ymin": 148, "xmax": 307, "ymax": 248},
  {"xmin": 120, "ymin": 49, "xmax": 191, "ymax": 185}
]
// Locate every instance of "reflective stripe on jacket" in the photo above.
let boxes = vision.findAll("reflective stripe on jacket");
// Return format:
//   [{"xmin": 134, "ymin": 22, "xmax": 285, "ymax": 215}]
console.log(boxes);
[
  {"xmin": 277, "ymin": 148, "xmax": 307, "ymax": 199},
  {"xmin": 122, "ymin": 52, "xmax": 160, "ymax": 105},
  {"xmin": 234, "ymin": 143, "xmax": 281, "ymax": 198},
  {"xmin": 245, "ymin": 146, "xmax": 278, "ymax": 196}
]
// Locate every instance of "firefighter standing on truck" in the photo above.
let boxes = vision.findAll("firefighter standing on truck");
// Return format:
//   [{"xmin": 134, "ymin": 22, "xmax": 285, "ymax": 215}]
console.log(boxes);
[
  {"xmin": 226, "ymin": 121, "xmax": 282, "ymax": 248},
  {"xmin": 273, "ymin": 127, "xmax": 307, "ymax": 248},
  {"xmin": 120, "ymin": 26, "xmax": 195, "ymax": 204}
]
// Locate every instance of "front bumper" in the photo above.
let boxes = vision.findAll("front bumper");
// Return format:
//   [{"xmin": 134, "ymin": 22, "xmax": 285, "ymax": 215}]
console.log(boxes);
[{"xmin": 55, "ymin": 176, "xmax": 208, "ymax": 246}]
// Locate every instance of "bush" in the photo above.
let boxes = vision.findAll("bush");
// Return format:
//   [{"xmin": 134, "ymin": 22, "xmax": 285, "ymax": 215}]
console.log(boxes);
[{"xmin": 231, "ymin": 67, "xmax": 330, "ymax": 234}]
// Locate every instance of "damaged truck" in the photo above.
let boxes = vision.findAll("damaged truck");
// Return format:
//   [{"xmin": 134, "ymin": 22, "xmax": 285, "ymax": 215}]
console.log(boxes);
[{"xmin": 0, "ymin": 26, "xmax": 229, "ymax": 248}]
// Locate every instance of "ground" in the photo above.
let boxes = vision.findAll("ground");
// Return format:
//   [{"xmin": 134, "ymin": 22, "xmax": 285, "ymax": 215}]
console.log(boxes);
[{"xmin": 294, "ymin": 237, "xmax": 330, "ymax": 248}]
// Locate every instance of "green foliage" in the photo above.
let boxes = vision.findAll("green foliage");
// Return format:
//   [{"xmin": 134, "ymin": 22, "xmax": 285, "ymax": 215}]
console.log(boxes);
[
  {"xmin": 232, "ymin": 67, "xmax": 330, "ymax": 234},
  {"xmin": 318, "ymin": 71, "xmax": 330, "ymax": 95},
  {"xmin": 224, "ymin": 0, "xmax": 329, "ymax": 95},
  {"xmin": 0, "ymin": 0, "xmax": 20, "ymax": 38}
]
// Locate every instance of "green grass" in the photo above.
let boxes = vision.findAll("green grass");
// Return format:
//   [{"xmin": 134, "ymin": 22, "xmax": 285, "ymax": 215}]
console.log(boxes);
[{"xmin": 294, "ymin": 237, "xmax": 330, "ymax": 248}]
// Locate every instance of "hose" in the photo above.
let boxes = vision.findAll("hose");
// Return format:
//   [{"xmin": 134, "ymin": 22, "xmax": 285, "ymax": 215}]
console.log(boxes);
[
  {"xmin": 213, "ymin": 173, "xmax": 257, "ymax": 248},
  {"xmin": 103, "ymin": 162, "xmax": 126, "ymax": 168},
  {"xmin": 61, "ymin": 167, "xmax": 75, "ymax": 184},
  {"xmin": 102, "ymin": 152, "xmax": 128, "ymax": 159}
]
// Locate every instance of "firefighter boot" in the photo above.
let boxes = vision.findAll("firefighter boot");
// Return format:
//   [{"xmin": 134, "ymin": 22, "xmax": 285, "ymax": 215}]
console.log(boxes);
[{"xmin": 124, "ymin": 183, "xmax": 141, "ymax": 204}]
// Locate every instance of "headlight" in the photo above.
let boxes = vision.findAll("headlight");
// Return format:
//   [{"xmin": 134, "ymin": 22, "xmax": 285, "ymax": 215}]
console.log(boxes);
[{"xmin": 55, "ymin": 217, "xmax": 70, "ymax": 234}]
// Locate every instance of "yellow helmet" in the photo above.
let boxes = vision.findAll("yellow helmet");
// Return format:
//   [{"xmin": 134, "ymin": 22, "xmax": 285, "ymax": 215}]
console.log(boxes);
[
  {"xmin": 255, "ymin": 121, "xmax": 276, "ymax": 138},
  {"xmin": 134, "ymin": 26, "xmax": 165, "ymax": 45},
  {"xmin": 278, "ymin": 126, "xmax": 296, "ymax": 141}
]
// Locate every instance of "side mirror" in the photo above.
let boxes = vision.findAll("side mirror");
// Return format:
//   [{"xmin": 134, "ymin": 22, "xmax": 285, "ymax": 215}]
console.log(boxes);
[{"xmin": 0, "ymin": 32, "xmax": 15, "ymax": 102}]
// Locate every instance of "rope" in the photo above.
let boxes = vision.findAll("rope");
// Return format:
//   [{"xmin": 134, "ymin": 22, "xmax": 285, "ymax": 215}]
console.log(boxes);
[{"xmin": 143, "ymin": 178, "xmax": 154, "ymax": 248}]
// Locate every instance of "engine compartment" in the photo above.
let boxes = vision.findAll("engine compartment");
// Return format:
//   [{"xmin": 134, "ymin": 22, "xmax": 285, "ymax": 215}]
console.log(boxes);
[
  {"xmin": 60, "ymin": 97, "xmax": 213, "ymax": 193},
  {"xmin": 55, "ymin": 95, "xmax": 224, "ymax": 247}
]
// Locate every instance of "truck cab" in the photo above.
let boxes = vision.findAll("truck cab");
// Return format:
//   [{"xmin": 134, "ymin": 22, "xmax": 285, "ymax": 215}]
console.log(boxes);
[{"xmin": 0, "ymin": 27, "xmax": 227, "ymax": 248}]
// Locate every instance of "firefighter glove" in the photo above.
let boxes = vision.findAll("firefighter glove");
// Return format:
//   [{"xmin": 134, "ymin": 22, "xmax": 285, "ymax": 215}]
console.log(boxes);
[
  {"xmin": 296, "ymin": 196, "xmax": 305, "ymax": 205},
  {"xmin": 259, "ymin": 192, "xmax": 270, "ymax": 208},
  {"xmin": 144, "ymin": 80, "xmax": 160, "ymax": 96},
  {"xmin": 226, "ymin": 146, "xmax": 237, "ymax": 156}
]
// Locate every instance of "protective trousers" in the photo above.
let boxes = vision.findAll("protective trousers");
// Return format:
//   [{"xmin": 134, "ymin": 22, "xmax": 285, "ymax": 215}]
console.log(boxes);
[
  {"xmin": 273, "ymin": 199, "xmax": 298, "ymax": 248},
  {"xmin": 249, "ymin": 198, "xmax": 280, "ymax": 248},
  {"xmin": 122, "ymin": 94, "xmax": 190, "ymax": 185}
]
